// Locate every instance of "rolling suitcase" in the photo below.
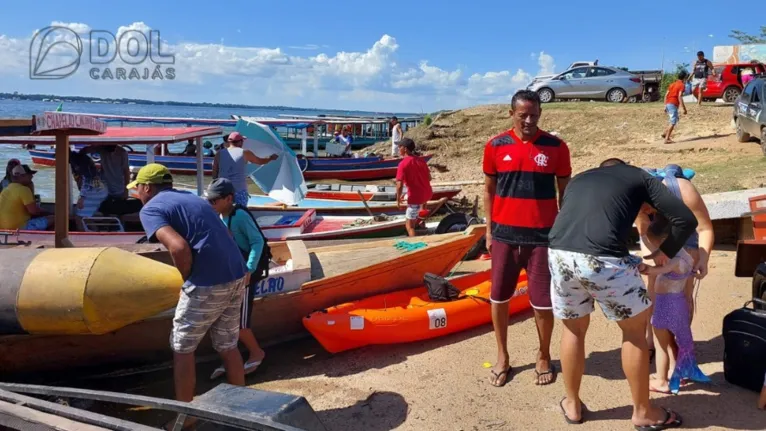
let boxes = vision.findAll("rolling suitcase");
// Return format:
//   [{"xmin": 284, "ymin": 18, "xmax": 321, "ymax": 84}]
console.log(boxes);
[{"xmin": 722, "ymin": 298, "xmax": 766, "ymax": 392}]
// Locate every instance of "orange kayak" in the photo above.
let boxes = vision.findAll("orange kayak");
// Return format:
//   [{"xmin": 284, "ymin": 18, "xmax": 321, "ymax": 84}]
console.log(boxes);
[{"xmin": 302, "ymin": 270, "xmax": 530, "ymax": 353}]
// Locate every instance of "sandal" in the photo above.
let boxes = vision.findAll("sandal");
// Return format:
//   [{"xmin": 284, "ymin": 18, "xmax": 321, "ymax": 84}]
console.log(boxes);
[
  {"xmin": 634, "ymin": 408, "xmax": 682, "ymax": 431},
  {"xmin": 489, "ymin": 365, "xmax": 512, "ymax": 387},
  {"xmin": 559, "ymin": 397, "xmax": 586, "ymax": 425},
  {"xmin": 535, "ymin": 365, "xmax": 557, "ymax": 386}
]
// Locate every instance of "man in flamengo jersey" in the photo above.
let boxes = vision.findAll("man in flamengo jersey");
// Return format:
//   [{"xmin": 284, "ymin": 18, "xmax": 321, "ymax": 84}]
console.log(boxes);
[{"xmin": 483, "ymin": 90, "xmax": 572, "ymax": 387}]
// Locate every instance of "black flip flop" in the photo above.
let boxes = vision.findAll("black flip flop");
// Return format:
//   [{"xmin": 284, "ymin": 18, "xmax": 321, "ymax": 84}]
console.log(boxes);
[
  {"xmin": 559, "ymin": 397, "xmax": 585, "ymax": 425},
  {"xmin": 634, "ymin": 408, "xmax": 682, "ymax": 431},
  {"xmin": 489, "ymin": 366, "xmax": 512, "ymax": 387},
  {"xmin": 535, "ymin": 365, "xmax": 557, "ymax": 385}
]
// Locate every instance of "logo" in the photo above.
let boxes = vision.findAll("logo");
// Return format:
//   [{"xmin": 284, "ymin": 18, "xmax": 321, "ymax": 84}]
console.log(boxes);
[
  {"xmin": 502, "ymin": 154, "xmax": 512, "ymax": 162},
  {"xmin": 29, "ymin": 26, "xmax": 83, "ymax": 79},
  {"xmin": 30, "ymin": 25, "xmax": 175, "ymax": 81},
  {"xmin": 533, "ymin": 153, "xmax": 548, "ymax": 167}
]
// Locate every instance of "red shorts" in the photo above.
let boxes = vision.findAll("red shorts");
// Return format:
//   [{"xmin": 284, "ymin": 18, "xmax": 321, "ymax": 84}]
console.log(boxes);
[{"xmin": 490, "ymin": 241, "xmax": 552, "ymax": 309}]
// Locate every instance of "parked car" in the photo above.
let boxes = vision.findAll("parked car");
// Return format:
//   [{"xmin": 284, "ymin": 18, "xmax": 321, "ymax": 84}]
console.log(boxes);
[
  {"xmin": 695, "ymin": 63, "xmax": 766, "ymax": 103},
  {"xmin": 529, "ymin": 60, "xmax": 599, "ymax": 84},
  {"xmin": 527, "ymin": 66, "xmax": 644, "ymax": 103},
  {"xmin": 733, "ymin": 74, "xmax": 766, "ymax": 154}
]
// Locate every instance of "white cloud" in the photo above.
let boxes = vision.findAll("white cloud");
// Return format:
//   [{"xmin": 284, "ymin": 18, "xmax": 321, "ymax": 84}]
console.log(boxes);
[
  {"xmin": 536, "ymin": 51, "xmax": 556, "ymax": 76},
  {"xmin": 0, "ymin": 22, "xmax": 555, "ymax": 111}
]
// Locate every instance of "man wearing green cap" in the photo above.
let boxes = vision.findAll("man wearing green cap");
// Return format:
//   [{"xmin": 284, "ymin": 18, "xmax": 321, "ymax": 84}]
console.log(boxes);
[{"xmin": 129, "ymin": 163, "xmax": 248, "ymax": 413}]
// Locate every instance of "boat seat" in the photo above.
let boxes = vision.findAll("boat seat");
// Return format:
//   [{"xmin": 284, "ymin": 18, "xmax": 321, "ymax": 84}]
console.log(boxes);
[{"xmin": 80, "ymin": 216, "xmax": 125, "ymax": 233}]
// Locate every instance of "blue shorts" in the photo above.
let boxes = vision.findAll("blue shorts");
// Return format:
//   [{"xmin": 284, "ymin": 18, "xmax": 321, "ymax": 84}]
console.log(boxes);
[
  {"xmin": 234, "ymin": 190, "xmax": 249, "ymax": 208},
  {"xmin": 665, "ymin": 104, "xmax": 679, "ymax": 125},
  {"xmin": 23, "ymin": 217, "xmax": 49, "ymax": 231}
]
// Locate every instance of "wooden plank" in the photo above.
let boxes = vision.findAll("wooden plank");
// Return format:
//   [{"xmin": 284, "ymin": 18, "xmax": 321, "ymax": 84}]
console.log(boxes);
[
  {"xmin": 0, "ymin": 399, "xmax": 110, "ymax": 430},
  {"xmin": 0, "ymin": 119, "xmax": 34, "ymax": 127},
  {"xmin": 431, "ymin": 180, "xmax": 483, "ymax": 186},
  {"xmin": 54, "ymin": 134, "xmax": 72, "ymax": 248},
  {"xmin": 0, "ymin": 389, "xmax": 152, "ymax": 431}
]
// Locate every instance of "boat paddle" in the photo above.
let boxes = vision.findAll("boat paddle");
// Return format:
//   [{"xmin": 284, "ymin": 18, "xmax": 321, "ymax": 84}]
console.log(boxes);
[{"xmin": 357, "ymin": 190, "xmax": 386, "ymax": 221}]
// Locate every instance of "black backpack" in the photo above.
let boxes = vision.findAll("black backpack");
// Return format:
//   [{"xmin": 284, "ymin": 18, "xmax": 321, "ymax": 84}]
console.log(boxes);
[
  {"xmin": 424, "ymin": 273, "xmax": 460, "ymax": 302},
  {"xmin": 226, "ymin": 205, "xmax": 272, "ymax": 281}
]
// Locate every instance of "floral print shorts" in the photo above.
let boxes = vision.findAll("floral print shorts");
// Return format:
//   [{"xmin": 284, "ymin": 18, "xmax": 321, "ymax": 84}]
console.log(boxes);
[{"xmin": 548, "ymin": 248, "xmax": 652, "ymax": 321}]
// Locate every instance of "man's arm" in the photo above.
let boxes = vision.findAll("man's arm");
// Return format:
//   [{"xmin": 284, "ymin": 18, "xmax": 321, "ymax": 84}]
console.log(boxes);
[
  {"xmin": 708, "ymin": 60, "xmax": 716, "ymax": 77},
  {"xmin": 154, "ymin": 225, "xmax": 193, "ymax": 280},
  {"xmin": 484, "ymin": 175, "xmax": 496, "ymax": 250},
  {"xmin": 556, "ymin": 177, "xmax": 570, "ymax": 209},
  {"xmin": 679, "ymin": 88, "xmax": 687, "ymax": 114},
  {"xmin": 677, "ymin": 179, "xmax": 714, "ymax": 278},
  {"xmin": 643, "ymin": 175, "xmax": 698, "ymax": 259},
  {"xmin": 212, "ymin": 152, "xmax": 220, "ymax": 179},
  {"xmin": 395, "ymin": 180, "xmax": 404, "ymax": 208},
  {"xmin": 24, "ymin": 203, "xmax": 49, "ymax": 216},
  {"xmin": 244, "ymin": 150, "xmax": 278, "ymax": 165}
]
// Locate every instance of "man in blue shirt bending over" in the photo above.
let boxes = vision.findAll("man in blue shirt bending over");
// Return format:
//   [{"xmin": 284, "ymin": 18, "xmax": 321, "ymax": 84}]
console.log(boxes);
[{"xmin": 129, "ymin": 164, "xmax": 247, "ymax": 422}]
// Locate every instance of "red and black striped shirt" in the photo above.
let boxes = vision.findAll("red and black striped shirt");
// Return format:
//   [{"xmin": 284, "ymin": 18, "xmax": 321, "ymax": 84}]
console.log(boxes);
[{"xmin": 483, "ymin": 128, "xmax": 572, "ymax": 245}]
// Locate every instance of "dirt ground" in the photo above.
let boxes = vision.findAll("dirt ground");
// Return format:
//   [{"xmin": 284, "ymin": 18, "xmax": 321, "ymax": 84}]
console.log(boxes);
[
  {"xmin": 87, "ymin": 248, "xmax": 764, "ymax": 430},
  {"xmin": 366, "ymin": 102, "xmax": 766, "ymax": 214}
]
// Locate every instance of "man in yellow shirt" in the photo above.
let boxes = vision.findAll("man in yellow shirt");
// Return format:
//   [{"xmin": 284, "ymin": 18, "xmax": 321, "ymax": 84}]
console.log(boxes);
[{"xmin": 0, "ymin": 165, "xmax": 54, "ymax": 230}]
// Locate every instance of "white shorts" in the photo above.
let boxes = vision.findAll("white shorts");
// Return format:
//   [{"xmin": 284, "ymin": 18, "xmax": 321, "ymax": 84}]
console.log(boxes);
[
  {"xmin": 548, "ymin": 248, "xmax": 652, "ymax": 321},
  {"xmin": 405, "ymin": 204, "xmax": 421, "ymax": 220},
  {"xmin": 691, "ymin": 77, "xmax": 706, "ymax": 90}
]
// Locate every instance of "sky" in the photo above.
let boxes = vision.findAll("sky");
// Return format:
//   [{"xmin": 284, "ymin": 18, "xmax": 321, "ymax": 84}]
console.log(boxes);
[{"xmin": 0, "ymin": 0, "xmax": 759, "ymax": 112}]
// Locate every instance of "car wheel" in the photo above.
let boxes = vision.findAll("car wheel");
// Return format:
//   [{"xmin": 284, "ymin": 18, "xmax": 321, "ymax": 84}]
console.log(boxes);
[
  {"xmin": 606, "ymin": 88, "xmax": 627, "ymax": 103},
  {"xmin": 627, "ymin": 96, "xmax": 638, "ymax": 103},
  {"xmin": 723, "ymin": 86, "xmax": 741, "ymax": 104},
  {"xmin": 736, "ymin": 117, "xmax": 751, "ymax": 142},
  {"xmin": 537, "ymin": 88, "xmax": 554, "ymax": 104}
]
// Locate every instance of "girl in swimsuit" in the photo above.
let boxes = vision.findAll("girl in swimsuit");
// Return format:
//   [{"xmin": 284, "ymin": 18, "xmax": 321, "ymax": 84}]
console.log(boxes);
[{"xmin": 640, "ymin": 232, "xmax": 711, "ymax": 394}]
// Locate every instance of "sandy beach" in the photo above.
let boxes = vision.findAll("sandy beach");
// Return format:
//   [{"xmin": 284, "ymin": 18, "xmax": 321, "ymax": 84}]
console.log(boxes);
[{"xmin": 97, "ymin": 247, "xmax": 763, "ymax": 430}]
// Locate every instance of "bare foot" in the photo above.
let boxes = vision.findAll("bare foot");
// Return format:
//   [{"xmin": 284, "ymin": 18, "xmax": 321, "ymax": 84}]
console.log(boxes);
[
  {"xmin": 489, "ymin": 362, "xmax": 512, "ymax": 387},
  {"xmin": 560, "ymin": 396, "xmax": 583, "ymax": 423},
  {"xmin": 633, "ymin": 406, "xmax": 682, "ymax": 429},
  {"xmin": 650, "ymin": 378, "xmax": 671, "ymax": 394},
  {"xmin": 534, "ymin": 353, "xmax": 556, "ymax": 385}
]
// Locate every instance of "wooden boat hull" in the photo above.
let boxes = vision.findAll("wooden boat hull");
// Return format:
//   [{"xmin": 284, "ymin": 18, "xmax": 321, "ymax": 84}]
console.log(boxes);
[
  {"xmin": 303, "ymin": 270, "xmax": 530, "ymax": 353},
  {"xmin": 0, "ymin": 226, "xmax": 486, "ymax": 375},
  {"xmin": 30, "ymin": 148, "xmax": 412, "ymax": 181},
  {"xmin": 247, "ymin": 195, "xmax": 443, "ymax": 216},
  {"xmin": 255, "ymin": 209, "xmax": 407, "ymax": 241},
  {"xmin": 305, "ymin": 183, "xmax": 461, "ymax": 202},
  {"xmin": 1, "ymin": 229, "xmax": 145, "ymax": 248}
]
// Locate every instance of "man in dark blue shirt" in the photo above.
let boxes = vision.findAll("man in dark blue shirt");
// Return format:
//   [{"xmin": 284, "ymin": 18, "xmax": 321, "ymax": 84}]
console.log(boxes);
[{"xmin": 129, "ymin": 163, "xmax": 247, "ymax": 412}]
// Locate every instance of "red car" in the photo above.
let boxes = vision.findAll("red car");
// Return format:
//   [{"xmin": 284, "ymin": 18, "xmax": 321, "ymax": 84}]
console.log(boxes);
[{"xmin": 694, "ymin": 63, "xmax": 765, "ymax": 103}]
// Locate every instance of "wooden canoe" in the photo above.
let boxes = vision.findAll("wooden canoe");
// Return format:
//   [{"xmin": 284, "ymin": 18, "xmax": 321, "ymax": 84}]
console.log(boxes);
[
  {"xmin": 247, "ymin": 195, "xmax": 445, "ymax": 216},
  {"xmin": 255, "ymin": 209, "xmax": 407, "ymax": 241},
  {"xmin": 305, "ymin": 183, "xmax": 462, "ymax": 202},
  {"xmin": 0, "ymin": 225, "xmax": 486, "ymax": 375}
]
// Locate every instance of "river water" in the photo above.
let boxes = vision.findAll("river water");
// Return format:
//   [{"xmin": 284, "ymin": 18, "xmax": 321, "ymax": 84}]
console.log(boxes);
[{"xmin": 0, "ymin": 99, "xmax": 409, "ymax": 199}]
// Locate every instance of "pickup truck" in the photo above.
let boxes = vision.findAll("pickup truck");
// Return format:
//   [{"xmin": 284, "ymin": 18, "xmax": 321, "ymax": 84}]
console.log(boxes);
[{"xmin": 628, "ymin": 69, "xmax": 663, "ymax": 102}]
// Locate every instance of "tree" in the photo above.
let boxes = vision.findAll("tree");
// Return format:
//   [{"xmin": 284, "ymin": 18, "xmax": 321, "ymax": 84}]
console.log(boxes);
[{"xmin": 729, "ymin": 26, "xmax": 766, "ymax": 44}]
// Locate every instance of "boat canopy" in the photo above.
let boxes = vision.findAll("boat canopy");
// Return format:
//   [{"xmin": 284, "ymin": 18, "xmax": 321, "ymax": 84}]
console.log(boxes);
[
  {"xmin": 60, "ymin": 112, "xmax": 325, "ymax": 129},
  {"xmin": 0, "ymin": 126, "xmax": 222, "ymax": 146}
]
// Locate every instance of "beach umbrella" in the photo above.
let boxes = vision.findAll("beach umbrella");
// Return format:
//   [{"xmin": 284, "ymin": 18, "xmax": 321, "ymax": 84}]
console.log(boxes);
[{"xmin": 236, "ymin": 118, "xmax": 307, "ymax": 205}]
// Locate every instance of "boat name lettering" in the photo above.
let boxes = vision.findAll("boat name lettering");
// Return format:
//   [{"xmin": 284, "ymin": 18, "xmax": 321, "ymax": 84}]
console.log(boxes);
[
  {"xmin": 427, "ymin": 308, "xmax": 448, "ymax": 330},
  {"xmin": 253, "ymin": 276, "xmax": 285, "ymax": 296},
  {"xmin": 36, "ymin": 112, "xmax": 107, "ymax": 133}
]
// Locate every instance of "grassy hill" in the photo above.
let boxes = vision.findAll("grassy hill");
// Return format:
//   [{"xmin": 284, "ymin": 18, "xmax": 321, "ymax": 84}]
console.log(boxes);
[{"xmin": 366, "ymin": 102, "xmax": 766, "ymax": 205}]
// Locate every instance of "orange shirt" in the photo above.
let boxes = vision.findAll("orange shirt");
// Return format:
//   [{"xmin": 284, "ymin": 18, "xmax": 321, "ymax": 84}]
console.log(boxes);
[{"xmin": 665, "ymin": 80, "xmax": 685, "ymax": 106}]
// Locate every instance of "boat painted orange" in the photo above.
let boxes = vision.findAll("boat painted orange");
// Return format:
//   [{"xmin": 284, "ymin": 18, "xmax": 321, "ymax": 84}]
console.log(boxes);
[{"xmin": 302, "ymin": 269, "xmax": 530, "ymax": 353}]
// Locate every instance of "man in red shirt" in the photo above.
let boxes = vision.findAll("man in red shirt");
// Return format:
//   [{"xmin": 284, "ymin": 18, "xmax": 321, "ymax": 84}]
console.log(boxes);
[
  {"xmin": 395, "ymin": 138, "xmax": 432, "ymax": 236},
  {"xmin": 662, "ymin": 70, "xmax": 688, "ymax": 144},
  {"xmin": 483, "ymin": 90, "xmax": 572, "ymax": 387}
]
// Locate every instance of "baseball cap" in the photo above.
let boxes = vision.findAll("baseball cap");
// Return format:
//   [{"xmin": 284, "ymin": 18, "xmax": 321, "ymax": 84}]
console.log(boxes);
[
  {"xmin": 227, "ymin": 132, "xmax": 246, "ymax": 142},
  {"xmin": 396, "ymin": 137, "xmax": 416, "ymax": 152},
  {"xmin": 126, "ymin": 163, "xmax": 173, "ymax": 189},
  {"xmin": 6, "ymin": 158, "xmax": 20, "ymax": 167},
  {"xmin": 11, "ymin": 164, "xmax": 37, "ymax": 176},
  {"xmin": 206, "ymin": 177, "xmax": 235, "ymax": 200}
]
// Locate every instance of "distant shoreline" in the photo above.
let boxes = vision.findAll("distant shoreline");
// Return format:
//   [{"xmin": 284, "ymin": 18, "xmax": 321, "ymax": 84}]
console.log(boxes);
[{"xmin": 0, "ymin": 92, "xmax": 419, "ymax": 116}]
